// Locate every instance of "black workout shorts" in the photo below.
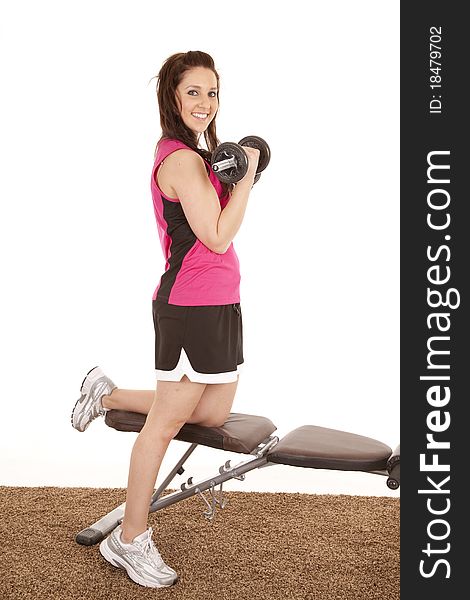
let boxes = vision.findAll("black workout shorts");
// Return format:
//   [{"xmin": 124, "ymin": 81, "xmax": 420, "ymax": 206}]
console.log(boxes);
[{"xmin": 152, "ymin": 299, "xmax": 244, "ymax": 383}]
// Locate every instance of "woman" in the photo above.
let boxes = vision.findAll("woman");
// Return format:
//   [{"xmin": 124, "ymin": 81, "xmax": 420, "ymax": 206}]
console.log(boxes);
[{"xmin": 71, "ymin": 50, "xmax": 259, "ymax": 588}]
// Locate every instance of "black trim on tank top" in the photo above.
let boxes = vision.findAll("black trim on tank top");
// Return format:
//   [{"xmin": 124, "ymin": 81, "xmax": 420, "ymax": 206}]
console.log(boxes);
[{"xmin": 156, "ymin": 195, "xmax": 197, "ymax": 302}]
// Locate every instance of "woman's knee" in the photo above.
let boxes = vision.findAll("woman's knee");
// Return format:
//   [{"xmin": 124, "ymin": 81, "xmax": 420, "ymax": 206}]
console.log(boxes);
[
  {"xmin": 142, "ymin": 407, "xmax": 192, "ymax": 440},
  {"xmin": 141, "ymin": 419, "xmax": 184, "ymax": 442}
]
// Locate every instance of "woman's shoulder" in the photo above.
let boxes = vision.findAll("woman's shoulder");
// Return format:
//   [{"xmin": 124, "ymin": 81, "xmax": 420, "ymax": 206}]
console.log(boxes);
[
  {"xmin": 162, "ymin": 149, "xmax": 207, "ymax": 181},
  {"xmin": 155, "ymin": 139, "xmax": 209, "ymax": 196}
]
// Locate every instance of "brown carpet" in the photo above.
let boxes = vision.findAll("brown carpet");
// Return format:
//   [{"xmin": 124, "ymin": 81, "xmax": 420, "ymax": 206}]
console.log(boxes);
[{"xmin": 0, "ymin": 486, "xmax": 399, "ymax": 599}]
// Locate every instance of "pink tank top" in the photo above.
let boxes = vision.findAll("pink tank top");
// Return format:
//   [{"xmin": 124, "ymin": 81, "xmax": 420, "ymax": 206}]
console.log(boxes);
[{"xmin": 150, "ymin": 138, "xmax": 241, "ymax": 306}]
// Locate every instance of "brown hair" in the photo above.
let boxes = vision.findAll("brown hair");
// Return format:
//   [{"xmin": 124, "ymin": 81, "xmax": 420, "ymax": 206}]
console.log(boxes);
[
  {"xmin": 153, "ymin": 51, "xmax": 218, "ymax": 155},
  {"xmin": 150, "ymin": 50, "xmax": 232, "ymax": 196}
]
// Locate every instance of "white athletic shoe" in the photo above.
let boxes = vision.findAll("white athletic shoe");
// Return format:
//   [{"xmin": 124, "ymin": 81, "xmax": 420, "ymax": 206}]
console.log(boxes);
[
  {"xmin": 99, "ymin": 525, "xmax": 178, "ymax": 587},
  {"xmin": 71, "ymin": 366, "xmax": 117, "ymax": 432}
]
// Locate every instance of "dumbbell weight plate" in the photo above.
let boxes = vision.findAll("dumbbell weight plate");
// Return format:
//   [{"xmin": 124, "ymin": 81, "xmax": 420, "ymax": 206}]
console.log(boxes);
[
  {"xmin": 210, "ymin": 142, "xmax": 249, "ymax": 184},
  {"xmin": 253, "ymin": 172, "xmax": 262, "ymax": 185},
  {"xmin": 238, "ymin": 135, "xmax": 271, "ymax": 173}
]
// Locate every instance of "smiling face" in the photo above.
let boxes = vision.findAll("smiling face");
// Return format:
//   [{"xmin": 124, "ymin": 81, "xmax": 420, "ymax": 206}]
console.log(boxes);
[{"xmin": 175, "ymin": 66, "xmax": 219, "ymax": 137}]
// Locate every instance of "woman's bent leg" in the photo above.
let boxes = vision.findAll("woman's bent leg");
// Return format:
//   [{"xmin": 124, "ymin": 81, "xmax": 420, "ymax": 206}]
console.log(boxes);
[
  {"xmin": 103, "ymin": 376, "xmax": 239, "ymax": 423},
  {"xmin": 120, "ymin": 376, "xmax": 206, "ymax": 544},
  {"xmin": 186, "ymin": 378, "xmax": 239, "ymax": 427},
  {"xmin": 102, "ymin": 389, "xmax": 154, "ymax": 414}
]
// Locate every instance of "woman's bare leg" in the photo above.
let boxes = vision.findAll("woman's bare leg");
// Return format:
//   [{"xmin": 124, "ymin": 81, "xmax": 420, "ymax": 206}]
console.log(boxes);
[
  {"xmin": 102, "ymin": 377, "xmax": 239, "ymax": 425},
  {"xmin": 185, "ymin": 378, "xmax": 238, "ymax": 426},
  {"xmin": 102, "ymin": 389, "xmax": 153, "ymax": 414},
  {"xmin": 120, "ymin": 376, "xmax": 206, "ymax": 544}
]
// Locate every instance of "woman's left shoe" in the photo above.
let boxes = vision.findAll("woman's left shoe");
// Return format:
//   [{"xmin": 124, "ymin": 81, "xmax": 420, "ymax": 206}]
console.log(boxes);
[
  {"xmin": 71, "ymin": 366, "xmax": 117, "ymax": 432},
  {"xmin": 99, "ymin": 525, "xmax": 178, "ymax": 587}
]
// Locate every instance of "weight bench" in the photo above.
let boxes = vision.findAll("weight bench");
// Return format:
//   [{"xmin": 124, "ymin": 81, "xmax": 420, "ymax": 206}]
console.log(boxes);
[{"xmin": 75, "ymin": 411, "xmax": 400, "ymax": 546}]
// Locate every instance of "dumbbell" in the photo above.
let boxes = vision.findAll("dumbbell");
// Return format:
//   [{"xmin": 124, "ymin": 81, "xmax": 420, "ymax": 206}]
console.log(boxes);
[{"xmin": 211, "ymin": 135, "xmax": 271, "ymax": 184}]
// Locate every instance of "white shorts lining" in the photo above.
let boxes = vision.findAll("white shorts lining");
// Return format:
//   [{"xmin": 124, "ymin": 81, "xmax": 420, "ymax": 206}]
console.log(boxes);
[{"xmin": 155, "ymin": 348, "xmax": 243, "ymax": 384}]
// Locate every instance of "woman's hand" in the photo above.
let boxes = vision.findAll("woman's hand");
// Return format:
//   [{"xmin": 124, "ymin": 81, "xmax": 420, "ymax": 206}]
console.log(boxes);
[{"xmin": 238, "ymin": 146, "xmax": 260, "ymax": 184}]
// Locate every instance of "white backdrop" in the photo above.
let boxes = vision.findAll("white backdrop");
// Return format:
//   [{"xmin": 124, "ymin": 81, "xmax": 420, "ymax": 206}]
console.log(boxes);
[{"xmin": 0, "ymin": 0, "xmax": 400, "ymax": 496}]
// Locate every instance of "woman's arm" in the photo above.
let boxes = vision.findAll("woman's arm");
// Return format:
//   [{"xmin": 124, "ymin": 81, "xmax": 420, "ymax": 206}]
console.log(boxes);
[{"xmin": 163, "ymin": 148, "xmax": 259, "ymax": 254}]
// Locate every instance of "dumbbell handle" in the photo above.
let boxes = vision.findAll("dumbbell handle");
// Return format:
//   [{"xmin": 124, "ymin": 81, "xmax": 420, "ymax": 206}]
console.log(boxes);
[{"xmin": 212, "ymin": 155, "xmax": 238, "ymax": 173}]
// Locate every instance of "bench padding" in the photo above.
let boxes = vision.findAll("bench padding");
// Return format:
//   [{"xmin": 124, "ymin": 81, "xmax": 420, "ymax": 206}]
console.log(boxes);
[
  {"xmin": 105, "ymin": 410, "xmax": 277, "ymax": 454},
  {"xmin": 267, "ymin": 425, "xmax": 392, "ymax": 472}
]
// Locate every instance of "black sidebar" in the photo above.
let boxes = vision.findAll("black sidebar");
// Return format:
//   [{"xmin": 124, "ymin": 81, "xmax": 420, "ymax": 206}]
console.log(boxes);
[{"xmin": 401, "ymin": 2, "xmax": 468, "ymax": 598}]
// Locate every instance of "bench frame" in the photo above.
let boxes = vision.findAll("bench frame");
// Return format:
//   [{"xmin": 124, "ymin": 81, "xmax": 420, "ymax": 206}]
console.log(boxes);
[{"xmin": 75, "ymin": 414, "xmax": 397, "ymax": 546}]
